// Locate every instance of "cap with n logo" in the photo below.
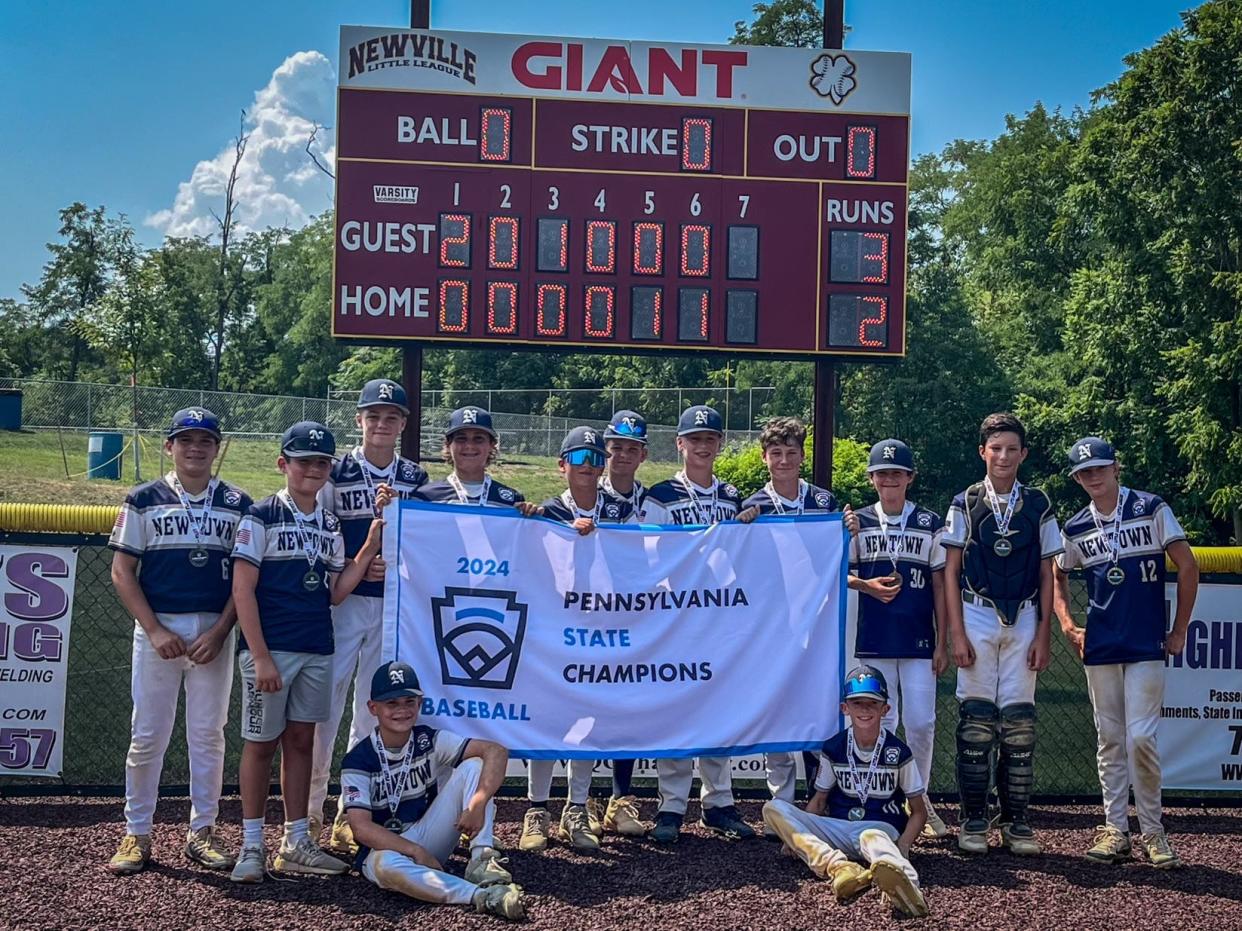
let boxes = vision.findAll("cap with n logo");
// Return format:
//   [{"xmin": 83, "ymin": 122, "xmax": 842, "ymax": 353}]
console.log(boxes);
[{"xmin": 281, "ymin": 421, "xmax": 338, "ymax": 460}]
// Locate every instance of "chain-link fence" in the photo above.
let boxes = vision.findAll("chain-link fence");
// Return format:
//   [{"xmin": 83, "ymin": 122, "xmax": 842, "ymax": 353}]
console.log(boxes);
[
  {"xmin": 3, "ymin": 532, "xmax": 1212, "ymax": 800},
  {"xmin": 3, "ymin": 379, "xmax": 776, "ymax": 462}
]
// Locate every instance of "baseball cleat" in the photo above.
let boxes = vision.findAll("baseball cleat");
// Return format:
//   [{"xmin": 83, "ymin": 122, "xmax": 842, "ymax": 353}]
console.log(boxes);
[
  {"xmin": 700, "ymin": 805, "xmax": 756, "ymax": 840},
  {"xmin": 465, "ymin": 847, "xmax": 513, "ymax": 887},
  {"xmin": 107, "ymin": 833, "xmax": 151, "ymax": 876},
  {"xmin": 586, "ymin": 797, "xmax": 605, "ymax": 837},
  {"xmin": 922, "ymin": 800, "xmax": 950, "ymax": 839},
  {"xmin": 230, "ymin": 845, "xmax": 266, "ymax": 884},
  {"xmin": 473, "ymin": 881, "xmax": 527, "ymax": 921},
  {"xmin": 999, "ymin": 821, "xmax": 1042, "ymax": 856},
  {"xmin": 328, "ymin": 811, "xmax": 358, "ymax": 857},
  {"xmin": 1141, "ymin": 831, "xmax": 1182, "ymax": 869},
  {"xmin": 560, "ymin": 803, "xmax": 601, "ymax": 851},
  {"xmin": 519, "ymin": 807, "xmax": 550, "ymax": 851},
  {"xmin": 185, "ymin": 826, "xmax": 236, "ymax": 870},
  {"xmin": 604, "ymin": 795, "xmax": 647, "ymax": 836},
  {"xmin": 827, "ymin": 860, "xmax": 872, "ymax": 902},
  {"xmin": 957, "ymin": 819, "xmax": 990, "ymax": 854},
  {"xmin": 274, "ymin": 836, "xmax": 349, "ymax": 875},
  {"xmin": 651, "ymin": 811, "xmax": 683, "ymax": 845},
  {"xmin": 1086, "ymin": 825, "xmax": 1131, "ymax": 864},
  {"xmin": 872, "ymin": 861, "xmax": 929, "ymax": 918}
]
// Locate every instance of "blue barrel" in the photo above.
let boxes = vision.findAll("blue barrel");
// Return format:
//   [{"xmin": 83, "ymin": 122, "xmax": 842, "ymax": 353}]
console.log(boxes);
[
  {"xmin": 0, "ymin": 388, "xmax": 20, "ymax": 430},
  {"xmin": 87, "ymin": 431, "xmax": 124, "ymax": 480}
]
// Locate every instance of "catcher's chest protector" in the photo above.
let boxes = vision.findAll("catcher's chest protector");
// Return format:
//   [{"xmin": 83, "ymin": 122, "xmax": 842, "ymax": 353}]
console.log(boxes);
[{"xmin": 960, "ymin": 483, "xmax": 1045, "ymax": 626}]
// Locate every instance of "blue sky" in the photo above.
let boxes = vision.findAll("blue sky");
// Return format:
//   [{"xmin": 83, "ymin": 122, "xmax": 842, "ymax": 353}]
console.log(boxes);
[{"xmin": 0, "ymin": 0, "xmax": 1189, "ymax": 300}]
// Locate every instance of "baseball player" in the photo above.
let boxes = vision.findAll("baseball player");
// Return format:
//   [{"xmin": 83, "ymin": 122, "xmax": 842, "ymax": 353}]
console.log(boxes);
[
  {"xmin": 1052, "ymin": 437, "xmax": 1198, "ymax": 868},
  {"xmin": 416, "ymin": 406, "xmax": 538, "ymax": 514},
  {"xmin": 106, "ymin": 408, "xmax": 252, "ymax": 876},
  {"xmin": 598, "ymin": 410, "xmax": 653, "ymax": 839},
  {"xmin": 518, "ymin": 426, "xmax": 638, "ymax": 853},
  {"xmin": 738, "ymin": 416, "xmax": 858, "ymax": 814},
  {"xmin": 342, "ymin": 661, "xmax": 524, "ymax": 921},
  {"xmin": 228, "ymin": 422, "xmax": 384, "ymax": 883},
  {"xmin": 942, "ymin": 412, "xmax": 1062, "ymax": 855},
  {"xmin": 847, "ymin": 439, "xmax": 949, "ymax": 838},
  {"xmin": 310, "ymin": 378, "xmax": 427, "ymax": 856},
  {"xmin": 763, "ymin": 666, "xmax": 930, "ymax": 918},
  {"xmin": 638, "ymin": 405, "xmax": 754, "ymax": 843}
]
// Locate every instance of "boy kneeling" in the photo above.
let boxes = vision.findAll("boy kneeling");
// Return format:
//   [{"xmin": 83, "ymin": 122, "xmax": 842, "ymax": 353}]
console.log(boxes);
[
  {"xmin": 762, "ymin": 666, "xmax": 929, "ymax": 918},
  {"xmin": 342, "ymin": 662, "xmax": 525, "ymax": 921}
]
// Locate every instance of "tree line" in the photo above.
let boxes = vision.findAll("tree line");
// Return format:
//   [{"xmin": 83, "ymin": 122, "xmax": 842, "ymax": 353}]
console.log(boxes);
[{"xmin": 1, "ymin": 0, "xmax": 1237, "ymax": 542}]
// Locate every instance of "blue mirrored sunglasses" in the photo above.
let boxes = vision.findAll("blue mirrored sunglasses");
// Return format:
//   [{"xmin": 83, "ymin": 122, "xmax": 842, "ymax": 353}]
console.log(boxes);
[
  {"xmin": 564, "ymin": 448, "xmax": 606, "ymax": 468},
  {"xmin": 612, "ymin": 421, "xmax": 647, "ymax": 438}
]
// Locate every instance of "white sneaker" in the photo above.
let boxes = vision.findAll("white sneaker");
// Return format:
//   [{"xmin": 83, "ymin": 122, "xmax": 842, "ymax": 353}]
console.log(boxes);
[
  {"xmin": 230, "ymin": 845, "xmax": 266, "ymax": 884},
  {"xmin": 273, "ymin": 836, "xmax": 349, "ymax": 875}
]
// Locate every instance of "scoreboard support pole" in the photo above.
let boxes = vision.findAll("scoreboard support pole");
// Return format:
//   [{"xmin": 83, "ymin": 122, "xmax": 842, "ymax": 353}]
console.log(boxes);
[
  {"xmin": 400, "ymin": 0, "xmax": 432, "ymax": 462},
  {"xmin": 812, "ymin": 0, "xmax": 846, "ymax": 489}
]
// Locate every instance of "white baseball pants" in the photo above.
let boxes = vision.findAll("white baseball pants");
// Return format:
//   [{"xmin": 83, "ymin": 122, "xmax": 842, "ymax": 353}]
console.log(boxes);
[
  {"xmin": 955, "ymin": 600, "xmax": 1038, "ymax": 707},
  {"xmin": 763, "ymin": 799, "xmax": 919, "ymax": 886},
  {"xmin": 765, "ymin": 752, "xmax": 799, "ymax": 803},
  {"xmin": 869, "ymin": 657, "xmax": 938, "ymax": 788},
  {"xmin": 657, "ymin": 756, "xmax": 735, "ymax": 815},
  {"xmin": 1085, "ymin": 660, "xmax": 1166, "ymax": 835},
  {"xmin": 123, "ymin": 612, "xmax": 234, "ymax": 835},
  {"xmin": 311, "ymin": 593, "xmax": 384, "ymax": 823},
  {"xmin": 361, "ymin": 757, "xmax": 496, "ymax": 905},
  {"xmin": 527, "ymin": 758, "xmax": 596, "ymax": 805}
]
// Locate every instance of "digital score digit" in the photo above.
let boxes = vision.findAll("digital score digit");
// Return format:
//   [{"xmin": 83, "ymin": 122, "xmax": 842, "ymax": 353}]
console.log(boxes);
[{"xmin": 333, "ymin": 29, "xmax": 910, "ymax": 358}]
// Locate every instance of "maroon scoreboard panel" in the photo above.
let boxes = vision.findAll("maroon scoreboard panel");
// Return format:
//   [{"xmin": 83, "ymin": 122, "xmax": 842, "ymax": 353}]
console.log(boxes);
[{"xmin": 334, "ymin": 28, "xmax": 912, "ymax": 359}]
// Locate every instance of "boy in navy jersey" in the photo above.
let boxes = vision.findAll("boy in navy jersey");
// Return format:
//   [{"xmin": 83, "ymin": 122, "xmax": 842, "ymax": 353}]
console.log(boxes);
[
  {"xmin": 519, "ymin": 427, "xmax": 638, "ymax": 853},
  {"xmin": 763, "ymin": 666, "xmax": 929, "ymax": 918},
  {"xmin": 739, "ymin": 416, "xmax": 857, "ymax": 813},
  {"xmin": 1052, "ymin": 437, "xmax": 1198, "ymax": 868},
  {"xmin": 848, "ymin": 439, "xmax": 948, "ymax": 838},
  {"xmin": 106, "ymin": 409, "xmax": 251, "ymax": 876},
  {"xmin": 639, "ymin": 405, "xmax": 753, "ymax": 843},
  {"xmin": 229, "ymin": 422, "xmax": 384, "ymax": 883},
  {"xmin": 942, "ymin": 412, "xmax": 1061, "ymax": 855},
  {"xmin": 417, "ymin": 406, "xmax": 538, "ymax": 513},
  {"xmin": 311, "ymin": 378, "xmax": 427, "ymax": 856},
  {"xmin": 342, "ymin": 662, "xmax": 523, "ymax": 922}
]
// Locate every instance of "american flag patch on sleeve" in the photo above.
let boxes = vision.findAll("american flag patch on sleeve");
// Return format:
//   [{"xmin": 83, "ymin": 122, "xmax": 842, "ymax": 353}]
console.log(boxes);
[
  {"xmin": 236, "ymin": 528, "xmax": 251, "ymax": 546},
  {"xmin": 113, "ymin": 510, "xmax": 125, "ymax": 530}
]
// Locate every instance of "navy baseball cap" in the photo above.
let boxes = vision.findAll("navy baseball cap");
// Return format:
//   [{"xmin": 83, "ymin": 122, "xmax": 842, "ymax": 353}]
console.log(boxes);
[
  {"xmin": 605, "ymin": 410, "xmax": 648, "ymax": 444},
  {"xmin": 867, "ymin": 439, "xmax": 915, "ymax": 473},
  {"xmin": 1067, "ymin": 436, "xmax": 1117, "ymax": 475},
  {"xmin": 281, "ymin": 421, "xmax": 338, "ymax": 460},
  {"xmin": 560, "ymin": 426, "xmax": 609, "ymax": 458},
  {"xmin": 677, "ymin": 405, "xmax": 724, "ymax": 436},
  {"xmin": 371, "ymin": 661, "xmax": 423, "ymax": 702},
  {"xmin": 357, "ymin": 378, "xmax": 409, "ymax": 414},
  {"xmin": 445, "ymin": 406, "xmax": 497, "ymax": 439},
  {"xmin": 168, "ymin": 408, "xmax": 222, "ymax": 441},
  {"xmin": 842, "ymin": 664, "xmax": 889, "ymax": 702}
]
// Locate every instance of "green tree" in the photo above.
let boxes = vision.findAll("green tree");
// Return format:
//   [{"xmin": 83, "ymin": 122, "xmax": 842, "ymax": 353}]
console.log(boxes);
[{"xmin": 731, "ymin": 0, "xmax": 823, "ymax": 47}]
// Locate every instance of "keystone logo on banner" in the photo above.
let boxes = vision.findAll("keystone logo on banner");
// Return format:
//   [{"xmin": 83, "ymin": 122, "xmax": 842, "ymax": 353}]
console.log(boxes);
[{"xmin": 432, "ymin": 588, "xmax": 528, "ymax": 690}]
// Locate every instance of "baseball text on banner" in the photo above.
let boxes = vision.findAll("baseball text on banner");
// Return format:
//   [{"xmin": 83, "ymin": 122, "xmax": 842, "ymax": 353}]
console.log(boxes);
[
  {"xmin": 384, "ymin": 500, "xmax": 848, "ymax": 759},
  {"xmin": 0, "ymin": 544, "xmax": 77, "ymax": 777},
  {"xmin": 1159, "ymin": 581, "xmax": 1242, "ymax": 790}
]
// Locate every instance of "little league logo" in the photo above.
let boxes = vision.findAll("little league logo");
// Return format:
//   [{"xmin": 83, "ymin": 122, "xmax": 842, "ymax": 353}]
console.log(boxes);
[
  {"xmin": 431, "ymin": 587, "xmax": 528, "ymax": 690},
  {"xmin": 885, "ymin": 747, "xmax": 901, "ymax": 765}
]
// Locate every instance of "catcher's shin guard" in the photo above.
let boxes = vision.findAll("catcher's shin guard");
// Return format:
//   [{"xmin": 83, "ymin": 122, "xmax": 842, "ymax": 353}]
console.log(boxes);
[
  {"xmin": 998, "ymin": 703, "xmax": 1036, "ymax": 823},
  {"xmin": 955, "ymin": 699, "xmax": 999, "ymax": 821}
]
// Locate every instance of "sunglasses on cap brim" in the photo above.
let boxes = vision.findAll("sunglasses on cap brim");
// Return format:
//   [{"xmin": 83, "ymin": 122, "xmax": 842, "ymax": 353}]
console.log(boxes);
[
  {"xmin": 611, "ymin": 422, "xmax": 647, "ymax": 439},
  {"xmin": 843, "ymin": 675, "xmax": 887, "ymax": 700},
  {"xmin": 563, "ymin": 449, "xmax": 606, "ymax": 468}
]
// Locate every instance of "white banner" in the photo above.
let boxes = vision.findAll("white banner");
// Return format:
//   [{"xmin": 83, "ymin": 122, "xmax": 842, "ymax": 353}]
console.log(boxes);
[
  {"xmin": 385, "ymin": 501, "xmax": 847, "ymax": 759},
  {"xmin": 0, "ymin": 544, "xmax": 77, "ymax": 777},
  {"xmin": 1160, "ymin": 581, "xmax": 1242, "ymax": 790},
  {"xmin": 340, "ymin": 26, "xmax": 911, "ymax": 114}
]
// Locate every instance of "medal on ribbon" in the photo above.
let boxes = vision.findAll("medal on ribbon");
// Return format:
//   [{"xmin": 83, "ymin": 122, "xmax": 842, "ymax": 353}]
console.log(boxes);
[
  {"xmin": 279, "ymin": 490, "xmax": 323, "ymax": 591},
  {"xmin": 449, "ymin": 473, "xmax": 492, "ymax": 506},
  {"xmin": 984, "ymin": 477, "xmax": 1020, "ymax": 557},
  {"xmin": 676, "ymin": 471, "xmax": 719, "ymax": 525},
  {"xmin": 764, "ymin": 479, "xmax": 807, "ymax": 516},
  {"xmin": 170, "ymin": 474, "xmax": 218, "ymax": 569},
  {"xmin": 353, "ymin": 448, "xmax": 396, "ymax": 518},
  {"xmin": 1091, "ymin": 487, "xmax": 1129, "ymax": 587},
  {"xmin": 845, "ymin": 729, "xmax": 885, "ymax": 824},
  {"xmin": 373, "ymin": 728, "xmax": 417, "ymax": 834}
]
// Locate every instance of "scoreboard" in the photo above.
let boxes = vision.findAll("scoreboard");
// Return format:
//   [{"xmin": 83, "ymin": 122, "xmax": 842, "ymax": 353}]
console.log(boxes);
[{"xmin": 334, "ymin": 27, "xmax": 911, "ymax": 359}]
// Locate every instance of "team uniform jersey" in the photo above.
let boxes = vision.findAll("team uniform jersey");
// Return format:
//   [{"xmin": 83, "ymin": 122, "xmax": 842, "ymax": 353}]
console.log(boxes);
[
  {"xmin": 1058, "ymin": 489, "xmax": 1186, "ymax": 666},
  {"xmin": 741, "ymin": 480, "xmax": 839, "ymax": 515},
  {"xmin": 815, "ymin": 727, "xmax": 924, "ymax": 832},
  {"xmin": 600, "ymin": 477, "xmax": 645, "ymax": 520},
  {"xmin": 541, "ymin": 487, "xmax": 637, "ymax": 525},
  {"xmin": 851, "ymin": 503, "xmax": 945, "ymax": 659},
  {"xmin": 638, "ymin": 475, "xmax": 743, "ymax": 526},
  {"xmin": 231, "ymin": 494, "xmax": 345, "ymax": 655},
  {"xmin": 319, "ymin": 449, "xmax": 427, "ymax": 598},
  {"xmin": 340, "ymin": 724, "xmax": 468, "ymax": 867},
  {"xmin": 416, "ymin": 477, "xmax": 525, "ymax": 508},
  {"xmin": 109, "ymin": 474, "xmax": 251, "ymax": 614}
]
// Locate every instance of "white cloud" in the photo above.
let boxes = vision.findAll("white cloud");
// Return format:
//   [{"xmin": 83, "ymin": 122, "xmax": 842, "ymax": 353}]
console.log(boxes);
[{"xmin": 146, "ymin": 50, "xmax": 336, "ymax": 239}]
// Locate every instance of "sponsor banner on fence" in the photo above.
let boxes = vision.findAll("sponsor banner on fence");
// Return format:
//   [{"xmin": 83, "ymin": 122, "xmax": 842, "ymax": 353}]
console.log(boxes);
[
  {"xmin": 0, "ymin": 545, "xmax": 77, "ymax": 777},
  {"xmin": 385, "ymin": 501, "xmax": 847, "ymax": 759},
  {"xmin": 1161, "ymin": 581, "xmax": 1242, "ymax": 790}
]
